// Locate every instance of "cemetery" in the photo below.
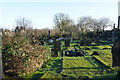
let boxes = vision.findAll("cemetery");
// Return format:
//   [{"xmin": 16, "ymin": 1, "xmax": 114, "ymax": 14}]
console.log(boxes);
[
  {"xmin": 1, "ymin": 2, "xmax": 120, "ymax": 80},
  {"xmin": 2, "ymin": 31, "xmax": 120, "ymax": 80}
]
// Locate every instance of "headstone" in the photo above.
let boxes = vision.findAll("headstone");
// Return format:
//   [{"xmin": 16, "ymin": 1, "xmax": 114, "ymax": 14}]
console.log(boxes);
[
  {"xmin": 52, "ymin": 40, "xmax": 61, "ymax": 57},
  {"xmin": 64, "ymin": 38, "xmax": 70, "ymax": 48},
  {"xmin": 51, "ymin": 48, "xmax": 58, "ymax": 57},
  {"xmin": 48, "ymin": 30, "xmax": 50, "ymax": 39},
  {"xmin": 111, "ymin": 38, "xmax": 120, "ymax": 67},
  {"xmin": 112, "ymin": 2, "xmax": 120, "ymax": 67},
  {"xmin": 54, "ymin": 40, "xmax": 61, "ymax": 51},
  {"xmin": 70, "ymin": 32, "xmax": 73, "ymax": 43}
]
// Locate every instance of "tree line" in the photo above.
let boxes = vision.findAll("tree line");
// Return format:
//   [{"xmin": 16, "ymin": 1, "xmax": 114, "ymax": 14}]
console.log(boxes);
[
  {"xmin": 0, "ymin": 13, "xmax": 114, "ymax": 39},
  {"xmin": 54, "ymin": 13, "xmax": 114, "ymax": 34}
]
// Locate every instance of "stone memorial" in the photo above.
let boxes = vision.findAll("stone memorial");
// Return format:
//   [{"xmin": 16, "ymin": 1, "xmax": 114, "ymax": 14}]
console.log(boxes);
[
  {"xmin": 111, "ymin": 38, "xmax": 120, "ymax": 67},
  {"xmin": 112, "ymin": 1, "xmax": 120, "ymax": 67},
  {"xmin": 64, "ymin": 38, "xmax": 70, "ymax": 48},
  {"xmin": 52, "ymin": 39, "xmax": 61, "ymax": 57}
]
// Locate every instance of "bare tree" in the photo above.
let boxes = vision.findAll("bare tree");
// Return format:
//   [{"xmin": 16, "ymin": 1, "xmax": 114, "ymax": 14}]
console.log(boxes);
[
  {"xmin": 16, "ymin": 17, "xmax": 32, "ymax": 29},
  {"xmin": 15, "ymin": 17, "xmax": 32, "ymax": 32},
  {"xmin": 14, "ymin": 17, "xmax": 33, "ymax": 41},
  {"xmin": 53, "ymin": 13, "xmax": 74, "ymax": 34},
  {"xmin": 98, "ymin": 17, "xmax": 113, "ymax": 31},
  {"xmin": 77, "ymin": 16, "xmax": 95, "ymax": 33},
  {"xmin": 77, "ymin": 16, "xmax": 113, "ymax": 32}
]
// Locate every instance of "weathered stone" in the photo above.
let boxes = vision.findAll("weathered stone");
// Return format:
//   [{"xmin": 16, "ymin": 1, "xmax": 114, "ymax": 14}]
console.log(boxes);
[
  {"xmin": 51, "ymin": 40, "xmax": 61, "ymax": 57},
  {"xmin": 111, "ymin": 39, "xmax": 120, "ymax": 67},
  {"xmin": 54, "ymin": 40, "xmax": 61, "ymax": 51},
  {"xmin": 64, "ymin": 39, "xmax": 70, "ymax": 47}
]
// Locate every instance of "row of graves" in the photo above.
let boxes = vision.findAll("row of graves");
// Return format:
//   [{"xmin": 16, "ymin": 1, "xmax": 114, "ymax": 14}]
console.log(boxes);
[
  {"xmin": 47, "ymin": 29, "xmax": 120, "ymax": 68},
  {"xmin": 50, "ymin": 34, "xmax": 100, "ymax": 57}
]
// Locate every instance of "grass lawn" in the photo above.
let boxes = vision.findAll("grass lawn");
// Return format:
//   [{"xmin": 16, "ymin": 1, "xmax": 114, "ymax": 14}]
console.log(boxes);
[
  {"xmin": 18, "ymin": 40, "xmax": 118, "ymax": 80},
  {"xmin": 62, "ymin": 56, "xmax": 116, "ymax": 79}
]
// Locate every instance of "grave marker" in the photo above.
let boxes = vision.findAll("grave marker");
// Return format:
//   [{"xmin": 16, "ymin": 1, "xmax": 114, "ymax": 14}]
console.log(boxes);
[
  {"xmin": 111, "ymin": 2, "xmax": 120, "ymax": 67},
  {"xmin": 64, "ymin": 38, "xmax": 70, "ymax": 48},
  {"xmin": 48, "ymin": 30, "xmax": 51, "ymax": 39},
  {"xmin": 112, "ymin": 39, "xmax": 120, "ymax": 67},
  {"xmin": 52, "ymin": 39, "xmax": 61, "ymax": 57}
]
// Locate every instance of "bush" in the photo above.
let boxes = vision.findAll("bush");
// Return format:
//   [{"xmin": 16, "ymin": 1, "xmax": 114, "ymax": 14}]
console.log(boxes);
[{"xmin": 2, "ymin": 35, "xmax": 50, "ymax": 76}]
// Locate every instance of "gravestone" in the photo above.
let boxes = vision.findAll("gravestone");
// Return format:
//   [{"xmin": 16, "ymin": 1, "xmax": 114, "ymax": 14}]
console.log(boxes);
[
  {"xmin": 111, "ymin": 38, "xmax": 120, "ymax": 67},
  {"xmin": 52, "ymin": 40, "xmax": 61, "ymax": 57},
  {"xmin": 112, "ymin": 1, "xmax": 120, "ymax": 67},
  {"xmin": 48, "ymin": 30, "xmax": 50, "ymax": 39},
  {"xmin": 51, "ymin": 48, "xmax": 58, "ymax": 57},
  {"xmin": 64, "ymin": 38, "xmax": 70, "ymax": 48}
]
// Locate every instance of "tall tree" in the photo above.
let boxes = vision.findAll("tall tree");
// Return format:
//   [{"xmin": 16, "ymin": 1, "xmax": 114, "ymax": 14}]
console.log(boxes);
[
  {"xmin": 16, "ymin": 17, "xmax": 32, "ymax": 29},
  {"xmin": 53, "ymin": 13, "xmax": 74, "ymax": 34},
  {"xmin": 77, "ymin": 16, "xmax": 95, "ymax": 33},
  {"xmin": 14, "ymin": 17, "xmax": 33, "ymax": 40},
  {"xmin": 98, "ymin": 17, "xmax": 113, "ymax": 31},
  {"xmin": 77, "ymin": 16, "xmax": 113, "ymax": 32}
]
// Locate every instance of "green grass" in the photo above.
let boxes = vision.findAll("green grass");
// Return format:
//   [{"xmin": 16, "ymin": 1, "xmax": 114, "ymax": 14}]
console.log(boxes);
[
  {"xmin": 41, "ymin": 71, "xmax": 62, "ymax": 79},
  {"xmin": 20, "ymin": 57, "xmax": 63, "ymax": 80},
  {"xmin": 94, "ymin": 55, "xmax": 112, "ymax": 67},
  {"xmin": 62, "ymin": 56, "xmax": 117, "ymax": 79},
  {"xmin": 18, "ymin": 40, "xmax": 118, "ymax": 80}
]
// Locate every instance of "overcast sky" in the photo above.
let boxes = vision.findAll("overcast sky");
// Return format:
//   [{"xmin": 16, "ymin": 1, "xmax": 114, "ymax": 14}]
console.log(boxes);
[{"xmin": 0, "ymin": 0, "xmax": 119, "ymax": 30}]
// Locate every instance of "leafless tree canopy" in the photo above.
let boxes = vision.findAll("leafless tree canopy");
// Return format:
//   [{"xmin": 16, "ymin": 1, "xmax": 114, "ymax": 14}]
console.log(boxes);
[
  {"xmin": 16, "ymin": 17, "xmax": 32, "ymax": 29},
  {"xmin": 77, "ymin": 16, "xmax": 113, "ymax": 33},
  {"xmin": 53, "ymin": 13, "xmax": 75, "ymax": 33}
]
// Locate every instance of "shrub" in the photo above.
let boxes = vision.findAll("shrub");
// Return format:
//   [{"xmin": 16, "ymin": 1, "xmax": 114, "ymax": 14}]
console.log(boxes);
[{"xmin": 2, "ymin": 35, "xmax": 50, "ymax": 76}]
